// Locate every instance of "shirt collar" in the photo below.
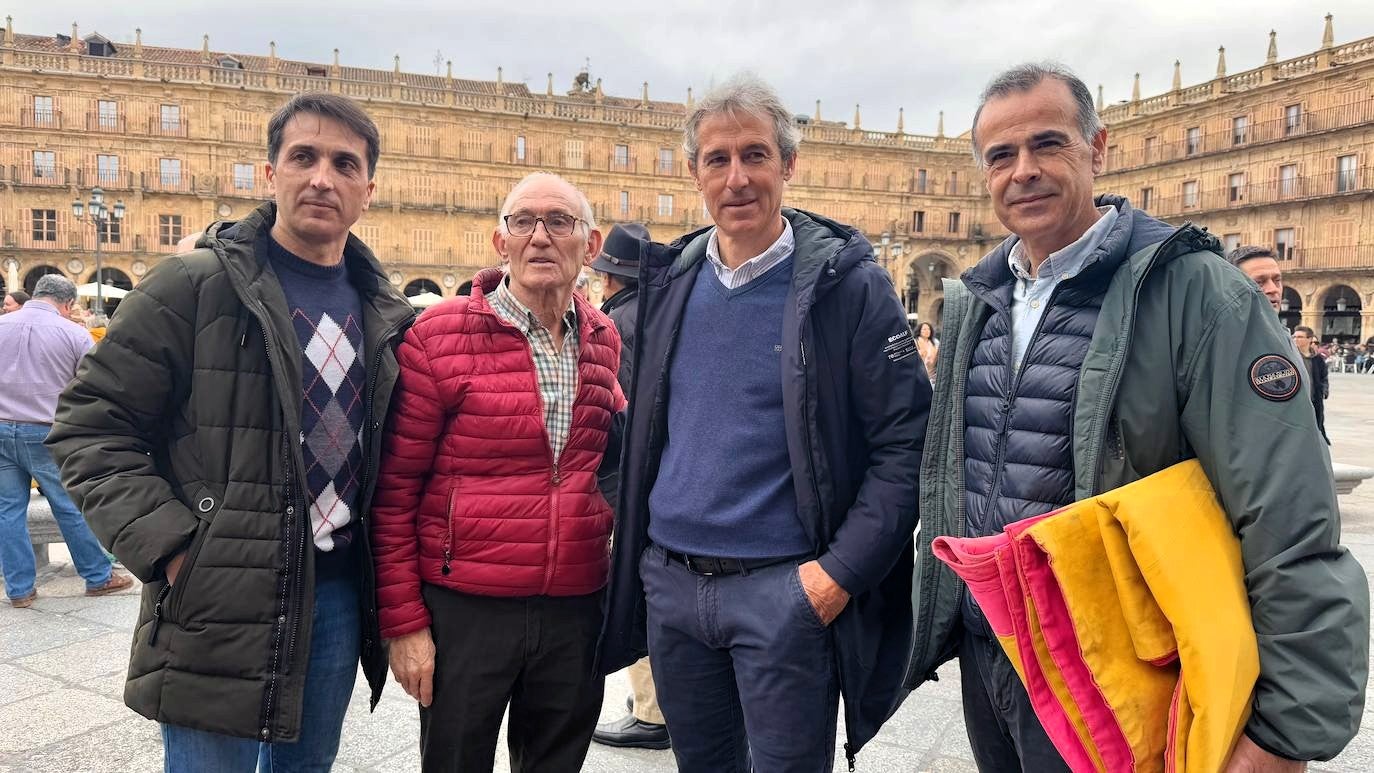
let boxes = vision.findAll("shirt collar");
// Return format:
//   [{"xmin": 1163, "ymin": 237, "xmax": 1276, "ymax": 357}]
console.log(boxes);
[
  {"xmin": 705, "ymin": 218, "xmax": 794, "ymax": 275},
  {"xmin": 1008, "ymin": 205, "xmax": 1118, "ymax": 283},
  {"xmin": 494, "ymin": 274, "xmax": 577, "ymax": 334},
  {"xmin": 23, "ymin": 301, "xmax": 61, "ymax": 317}
]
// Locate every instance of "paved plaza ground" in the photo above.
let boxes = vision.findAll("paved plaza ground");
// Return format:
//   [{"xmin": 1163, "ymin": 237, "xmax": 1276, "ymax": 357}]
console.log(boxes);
[{"xmin": 3, "ymin": 373, "xmax": 1374, "ymax": 772}]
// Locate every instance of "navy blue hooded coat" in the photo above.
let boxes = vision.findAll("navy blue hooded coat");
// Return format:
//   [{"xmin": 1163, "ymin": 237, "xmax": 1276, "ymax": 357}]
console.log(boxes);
[{"xmin": 595, "ymin": 208, "xmax": 931, "ymax": 762}]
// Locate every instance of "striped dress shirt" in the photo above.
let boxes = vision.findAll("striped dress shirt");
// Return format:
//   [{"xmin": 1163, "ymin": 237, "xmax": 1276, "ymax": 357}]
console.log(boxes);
[{"xmin": 704, "ymin": 218, "xmax": 795, "ymax": 289}]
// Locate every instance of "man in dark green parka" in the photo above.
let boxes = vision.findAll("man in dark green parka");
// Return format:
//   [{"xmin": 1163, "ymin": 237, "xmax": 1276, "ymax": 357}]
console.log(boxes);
[
  {"xmin": 908, "ymin": 64, "xmax": 1368, "ymax": 772},
  {"xmin": 47, "ymin": 93, "xmax": 413, "ymax": 770}
]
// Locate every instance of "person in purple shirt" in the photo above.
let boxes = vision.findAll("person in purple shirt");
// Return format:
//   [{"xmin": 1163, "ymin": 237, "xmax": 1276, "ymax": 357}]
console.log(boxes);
[{"xmin": 0, "ymin": 274, "xmax": 131, "ymax": 607}]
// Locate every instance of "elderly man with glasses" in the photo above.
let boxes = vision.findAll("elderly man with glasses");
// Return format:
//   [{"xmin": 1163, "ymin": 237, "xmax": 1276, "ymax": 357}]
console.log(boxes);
[{"xmin": 370, "ymin": 171, "xmax": 626, "ymax": 772}]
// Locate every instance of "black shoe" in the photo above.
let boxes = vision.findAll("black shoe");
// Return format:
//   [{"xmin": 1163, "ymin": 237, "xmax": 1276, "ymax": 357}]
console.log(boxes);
[{"xmin": 592, "ymin": 714, "xmax": 671, "ymax": 750}]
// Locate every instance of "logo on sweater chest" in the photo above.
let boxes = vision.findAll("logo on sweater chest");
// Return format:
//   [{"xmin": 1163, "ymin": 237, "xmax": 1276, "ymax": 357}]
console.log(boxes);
[{"xmin": 1248, "ymin": 354, "xmax": 1301, "ymax": 402}]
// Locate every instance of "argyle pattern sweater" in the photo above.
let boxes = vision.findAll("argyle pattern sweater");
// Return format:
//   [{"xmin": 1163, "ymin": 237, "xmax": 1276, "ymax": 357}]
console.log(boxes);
[{"xmin": 269, "ymin": 237, "xmax": 367, "ymax": 552}]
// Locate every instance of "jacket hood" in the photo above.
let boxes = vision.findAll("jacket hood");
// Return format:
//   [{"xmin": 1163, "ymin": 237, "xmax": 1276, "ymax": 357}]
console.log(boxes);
[
  {"xmin": 644, "ymin": 208, "xmax": 875, "ymax": 299},
  {"xmin": 963, "ymin": 194, "xmax": 1202, "ymax": 299}
]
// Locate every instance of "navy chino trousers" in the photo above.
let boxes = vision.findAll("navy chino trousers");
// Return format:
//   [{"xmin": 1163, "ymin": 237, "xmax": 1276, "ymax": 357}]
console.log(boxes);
[{"xmin": 640, "ymin": 543, "xmax": 840, "ymax": 773}]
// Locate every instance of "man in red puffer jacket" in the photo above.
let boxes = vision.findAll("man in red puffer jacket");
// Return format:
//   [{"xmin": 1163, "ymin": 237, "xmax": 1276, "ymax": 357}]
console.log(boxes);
[{"xmin": 371, "ymin": 172, "xmax": 626, "ymax": 772}]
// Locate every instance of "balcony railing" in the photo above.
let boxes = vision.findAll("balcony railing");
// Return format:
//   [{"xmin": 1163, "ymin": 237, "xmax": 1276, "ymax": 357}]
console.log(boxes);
[
  {"xmin": 1104, "ymin": 98, "xmax": 1374, "ymax": 174},
  {"xmin": 148, "ymin": 117, "xmax": 190, "ymax": 138},
  {"xmin": 1143, "ymin": 169, "xmax": 1368, "ymax": 217},
  {"xmin": 18, "ymin": 108, "xmax": 61, "ymax": 129},
  {"xmin": 85, "ymin": 112, "xmax": 126, "ymax": 132}
]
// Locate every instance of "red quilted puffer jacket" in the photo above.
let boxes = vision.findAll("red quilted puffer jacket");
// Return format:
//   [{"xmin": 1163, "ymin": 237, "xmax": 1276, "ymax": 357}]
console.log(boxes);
[{"xmin": 371, "ymin": 267, "xmax": 625, "ymax": 639}]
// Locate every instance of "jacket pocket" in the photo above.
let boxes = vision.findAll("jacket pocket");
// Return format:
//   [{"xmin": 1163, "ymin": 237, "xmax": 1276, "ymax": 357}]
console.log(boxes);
[
  {"xmin": 166, "ymin": 485, "xmax": 220, "ymax": 623},
  {"xmin": 441, "ymin": 481, "xmax": 460, "ymax": 576}
]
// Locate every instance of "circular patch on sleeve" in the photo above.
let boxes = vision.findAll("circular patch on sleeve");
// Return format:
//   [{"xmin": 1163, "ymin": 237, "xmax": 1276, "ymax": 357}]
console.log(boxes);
[{"xmin": 1248, "ymin": 354, "xmax": 1301, "ymax": 402}]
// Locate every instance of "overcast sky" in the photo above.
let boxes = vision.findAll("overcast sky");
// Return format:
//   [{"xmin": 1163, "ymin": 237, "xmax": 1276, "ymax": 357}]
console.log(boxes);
[{"xmin": 19, "ymin": 1, "xmax": 1374, "ymax": 135}]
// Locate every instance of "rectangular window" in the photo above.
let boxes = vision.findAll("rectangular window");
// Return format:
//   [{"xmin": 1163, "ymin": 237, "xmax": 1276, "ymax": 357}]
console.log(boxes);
[
  {"xmin": 1228, "ymin": 172, "xmax": 1246, "ymax": 203},
  {"xmin": 1139, "ymin": 187, "xmax": 1153, "ymax": 211},
  {"xmin": 32, "ymin": 151, "xmax": 56, "ymax": 179},
  {"xmin": 233, "ymin": 163, "xmax": 254, "ymax": 191},
  {"xmin": 31, "ymin": 209, "xmax": 57, "ymax": 242},
  {"xmin": 1223, "ymin": 233, "xmax": 1241, "ymax": 255},
  {"xmin": 159, "ymin": 214, "xmax": 184, "ymax": 247},
  {"xmin": 1231, "ymin": 116, "xmax": 1248, "ymax": 146},
  {"xmin": 99, "ymin": 218, "xmax": 121, "ymax": 245},
  {"xmin": 463, "ymin": 179, "xmax": 483, "ymax": 208},
  {"xmin": 1182, "ymin": 180, "xmax": 1199, "ymax": 207},
  {"xmin": 948, "ymin": 211, "xmax": 961, "ymax": 233},
  {"xmin": 564, "ymin": 139, "xmax": 584, "ymax": 168},
  {"xmin": 1185, "ymin": 127, "xmax": 1201, "ymax": 156},
  {"xmin": 515, "ymin": 135, "xmax": 526, "ymax": 162},
  {"xmin": 97, "ymin": 99, "xmax": 118, "ymax": 129},
  {"xmin": 160, "ymin": 104, "xmax": 181, "ymax": 132},
  {"xmin": 614, "ymin": 144, "xmax": 630, "ymax": 169},
  {"xmin": 412, "ymin": 229, "xmax": 434, "ymax": 257},
  {"xmin": 1337, "ymin": 154, "xmax": 1357, "ymax": 193},
  {"xmin": 1143, "ymin": 136, "xmax": 1157, "ymax": 163},
  {"xmin": 463, "ymin": 231, "xmax": 483, "ymax": 257},
  {"xmin": 1279, "ymin": 164, "xmax": 1297, "ymax": 197},
  {"xmin": 948, "ymin": 171, "xmax": 960, "ymax": 195},
  {"xmin": 411, "ymin": 175, "xmax": 434, "ymax": 202},
  {"xmin": 1107, "ymin": 145, "xmax": 1119, "ymax": 170},
  {"xmin": 912, "ymin": 210, "xmax": 925, "ymax": 233},
  {"xmin": 160, "ymin": 158, "xmax": 182, "ymax": 187},
  {"xmin": 1284, "ymin": 104, "xmax": 1302, "ymax": 135},
  {"xmin": 657, "ymin": 194, "xmax": 674, "ymax": 217},
  {"xmin": 1274, "ymin": 227, "xmax": 1295, "ymax": 261},
  {"xmin": 619, "ymin": 190, "xmax": 630, "ymax": 216},
  {"xmin": 916, "ymin": 169, "xmax": 928, "ymax": 193},
  {"xmin": 33, "ymin": 95, "xmax": 54, "ymax": 124},
  {"xmin": 355, "ymin": 224, "xmax": 380, "ymax": 246},
  {"xmin": 658, "ymin": 148, "xmax": 674, "ymax": 174},
  {"xmin": 97, "ymin": 154, "xmax": 119, "ymax": 185}
]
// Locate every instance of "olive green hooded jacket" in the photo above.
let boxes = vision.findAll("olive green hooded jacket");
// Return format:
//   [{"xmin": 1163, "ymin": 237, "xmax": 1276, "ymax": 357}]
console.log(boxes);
[
  {"xmin": 907, "ymin": 196, "xmax": 1368, "ymax": 762},
  {"xmin": 47, "ymin": 203, "xmax": 414, "ymax": 742}
]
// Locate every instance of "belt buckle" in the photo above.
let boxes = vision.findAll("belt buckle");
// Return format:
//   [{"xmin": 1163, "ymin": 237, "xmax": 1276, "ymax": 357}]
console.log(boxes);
[{"xmin": 684, "ymin": 555, "xmax": 716, "ymax": 576}]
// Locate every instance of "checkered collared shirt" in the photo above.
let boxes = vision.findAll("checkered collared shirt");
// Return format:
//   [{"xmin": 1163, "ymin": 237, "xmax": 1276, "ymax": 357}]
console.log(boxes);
[{"xmin": 489, "ymin": 276, "xmax": 580, "ymax": 460}]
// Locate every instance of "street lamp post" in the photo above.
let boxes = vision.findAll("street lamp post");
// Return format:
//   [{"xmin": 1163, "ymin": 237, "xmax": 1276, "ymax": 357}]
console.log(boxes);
[{"xmin": 71, "ymin": 186, "xmax": 125, "ymax": 310}]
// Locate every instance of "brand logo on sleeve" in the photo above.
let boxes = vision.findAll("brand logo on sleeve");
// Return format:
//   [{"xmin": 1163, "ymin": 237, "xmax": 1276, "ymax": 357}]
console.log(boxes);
[{"xmin": 1248, "ymin": 354, "xmax": 1301, "ymax": 402}]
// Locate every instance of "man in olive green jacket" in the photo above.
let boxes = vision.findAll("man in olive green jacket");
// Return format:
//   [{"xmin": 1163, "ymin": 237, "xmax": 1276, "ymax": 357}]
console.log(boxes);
[
  {"xmin": 908, "ymin": 64, "xmax": 1367, "ymax": 771},
  {"xmin": 47, "ymin": 94, "xmax": 414, "ymax": 770}
]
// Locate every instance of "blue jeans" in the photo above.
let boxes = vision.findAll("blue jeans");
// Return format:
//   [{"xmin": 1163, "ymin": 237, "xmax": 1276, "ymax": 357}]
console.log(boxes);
[
  {"xmin": 161, "ymin": 569, "xmax": 361, "ymax": 773},
  {"xmin": 640, "ymin": 545, "xmax": 840, "ymax": 773},
  {"xmin": 0, "ymin": 420, "xmax": 113, "ymax": 599}
]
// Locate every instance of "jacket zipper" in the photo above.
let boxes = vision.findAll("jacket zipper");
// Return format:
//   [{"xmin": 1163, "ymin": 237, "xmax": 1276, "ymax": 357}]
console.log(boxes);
[
  {"xmin": 1088, "ymin": 230, "xmax": 1190, "ymax": 492},
  {"xmin": 148, "ymin": 583, "xmax": 172, "ymax": 645},
  {"xmin": 907, "ymin": 308, "xmax": 979, "ymax": 681},
  {"xmin": 982, "ymin": 283, "xmax": 1067, "ymax": 517},
  {"xmin": 250, "ymin": 302, "xmax": 299, "ymax": 744},
  {"xmin": 359, "ymin": 319, "xmax": 409, "ymax": 664}
]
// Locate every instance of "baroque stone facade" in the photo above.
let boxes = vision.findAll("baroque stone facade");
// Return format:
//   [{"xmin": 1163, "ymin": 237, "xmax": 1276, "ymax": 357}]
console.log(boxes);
[
  {"xmin": 0, "ymin": 15, "xmax": 1370, "ymax": 339},
  {"xmin": 1095, "ymin": 14, "xmax": 1374, "ymax": 341},
  {"xmin": 0, "ymin": 18, "xmax": 992, "ymax": 325}
]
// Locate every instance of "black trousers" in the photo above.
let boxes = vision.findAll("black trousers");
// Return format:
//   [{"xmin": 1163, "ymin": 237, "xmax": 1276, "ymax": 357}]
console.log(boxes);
[
  {"xmin": 418, "ymin": 585, "xmax": 605, "ymax": 773},
  {"xmin": 959, "ymin": 630, "xmax": 1072, "ymax": 773}
]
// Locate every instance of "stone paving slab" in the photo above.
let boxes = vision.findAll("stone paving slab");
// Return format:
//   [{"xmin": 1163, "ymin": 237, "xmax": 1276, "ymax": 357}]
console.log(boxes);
[{"xmin": 2, "ymin": 372, "xmax": 1373, "ymax": 771}]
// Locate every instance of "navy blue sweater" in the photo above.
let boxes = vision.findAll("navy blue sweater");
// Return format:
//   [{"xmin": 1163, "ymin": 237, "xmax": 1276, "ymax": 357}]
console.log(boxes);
[{"xmin": 647, "ymin": 256, "xmax": 811, "ymax": 559}]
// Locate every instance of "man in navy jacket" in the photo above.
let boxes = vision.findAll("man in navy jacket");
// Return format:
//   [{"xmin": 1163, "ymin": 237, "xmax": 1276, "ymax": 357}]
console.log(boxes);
[{"xmin": 595, "ymin": 72, "xmax": 931, "ymax": 772}]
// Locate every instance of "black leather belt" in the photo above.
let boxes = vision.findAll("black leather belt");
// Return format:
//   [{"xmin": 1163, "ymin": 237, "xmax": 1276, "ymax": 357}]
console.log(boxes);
[{"xmin": 664, "ymin": 549, "xmax": 809, "ymax": 577}]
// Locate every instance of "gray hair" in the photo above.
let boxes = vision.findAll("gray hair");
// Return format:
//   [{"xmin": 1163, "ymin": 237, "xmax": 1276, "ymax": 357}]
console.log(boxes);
[
  {"xmin": 684, "ymin": 73, "xmax": 801, "ymax": 170},
  {"xmin": 971, "ymin": 62, "xmax": 1104, "ymax": 166},
  {"xmin": 498, "ymin": 172, "xmax": 597, "ymax": 234},
  {"xmin": 32, "ymin": 274, "xmax": 77, "ymax": 304}
]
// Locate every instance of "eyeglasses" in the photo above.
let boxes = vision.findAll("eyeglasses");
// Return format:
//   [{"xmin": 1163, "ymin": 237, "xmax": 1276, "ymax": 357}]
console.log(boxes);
[{"xmin": 503, "ymin": 212, "xmax": 583, "ymax": 238}]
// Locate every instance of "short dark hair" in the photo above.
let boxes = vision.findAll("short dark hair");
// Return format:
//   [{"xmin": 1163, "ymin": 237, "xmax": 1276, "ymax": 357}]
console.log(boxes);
[
  {"xmin": 267, "ymin": 92, "xmax": 380, "ymax": 179},
  {"xmin": 972, "ymin": 62, "xmax": 1103, "ymax": 166},
  {"xmin": 1295, "ymin": 325, "xmax": 1316, "ymax": 337},
  {"xmin": 5, "ymin": 290, "xmax": 30, "ymax": 305},
  {"xmin": 1227, "ymin": 244, "xmax": 1276, "ymax": 267}
]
